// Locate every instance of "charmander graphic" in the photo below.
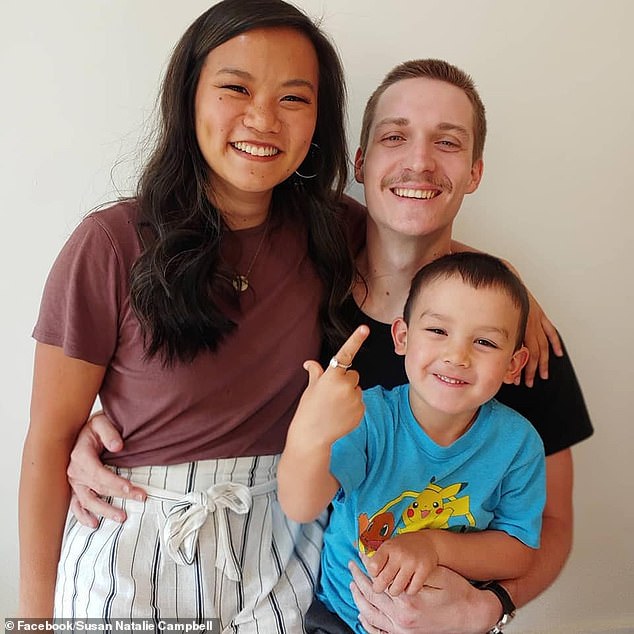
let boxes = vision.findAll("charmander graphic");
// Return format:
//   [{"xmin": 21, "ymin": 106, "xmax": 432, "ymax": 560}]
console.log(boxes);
[
  {"xmin": 357, "ymin": 477, "xmax": 475, "ymax": 554},
  {"xmin": 358, "ymin": 511, "xmax": 395, "ymax": 552}
]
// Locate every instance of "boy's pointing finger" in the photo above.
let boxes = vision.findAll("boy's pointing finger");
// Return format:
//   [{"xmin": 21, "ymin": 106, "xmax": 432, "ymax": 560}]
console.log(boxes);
[{"xmin": 328, "ymin": 325, "xmax": 370, "ymax": 371}]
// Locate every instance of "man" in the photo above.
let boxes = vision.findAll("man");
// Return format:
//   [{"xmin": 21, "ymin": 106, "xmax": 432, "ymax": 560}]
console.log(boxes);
[
  {"xmin": 68, "ymin": 60, "xmax": 593, "ymax": 633},
  {"xmin": 335, "ymin": 59, "xmax": 593, "ymax": 633}
]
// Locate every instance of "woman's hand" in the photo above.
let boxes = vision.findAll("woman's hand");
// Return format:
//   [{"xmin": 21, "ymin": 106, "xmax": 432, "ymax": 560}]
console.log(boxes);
[{"xmin": 67, "ymin": 412, "xmax": 146, "ymax": 526}]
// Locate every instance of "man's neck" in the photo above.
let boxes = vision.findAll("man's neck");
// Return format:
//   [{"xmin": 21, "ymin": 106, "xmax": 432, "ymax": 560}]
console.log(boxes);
[{"xmin": 354, "ymin": 221, "xmax": 452, "ymax": 323}]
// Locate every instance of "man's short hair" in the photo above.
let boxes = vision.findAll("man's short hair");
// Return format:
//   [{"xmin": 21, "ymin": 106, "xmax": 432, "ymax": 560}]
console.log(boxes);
[{"xmin": 360, "ymin": 59, "xmax": 487, "ymax": 162}]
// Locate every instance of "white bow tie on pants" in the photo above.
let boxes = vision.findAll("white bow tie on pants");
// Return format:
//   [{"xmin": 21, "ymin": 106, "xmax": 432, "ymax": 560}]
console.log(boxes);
[{"xmin": 145, "ymin": 479, "xmax": 276, "ymax": 581}]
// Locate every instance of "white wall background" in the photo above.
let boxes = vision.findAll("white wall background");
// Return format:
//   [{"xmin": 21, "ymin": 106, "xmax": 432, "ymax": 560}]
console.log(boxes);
[{"xmin": 2, "ymin": 1, "xmax": 633, "ymax": 631}]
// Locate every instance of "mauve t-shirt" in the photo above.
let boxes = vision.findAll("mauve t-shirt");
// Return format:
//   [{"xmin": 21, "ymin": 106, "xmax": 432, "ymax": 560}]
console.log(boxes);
[{"xmin": 33, "ymin": 201, "xmax": 322, "ymax": 466}]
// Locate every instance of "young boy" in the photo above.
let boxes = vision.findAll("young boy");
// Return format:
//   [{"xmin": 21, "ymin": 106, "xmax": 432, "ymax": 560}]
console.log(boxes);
[{"xmin": 278, "ymin": 252, "xmax": 546, "ymax": 633}]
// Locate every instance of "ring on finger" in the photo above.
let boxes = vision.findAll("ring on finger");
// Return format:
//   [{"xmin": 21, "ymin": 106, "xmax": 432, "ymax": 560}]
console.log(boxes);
[{"xmin": 329, "ymin": 356, "xmax": 352, "ymax": 371}]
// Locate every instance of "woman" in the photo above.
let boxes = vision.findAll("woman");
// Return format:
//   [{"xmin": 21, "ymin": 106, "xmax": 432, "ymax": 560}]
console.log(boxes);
[{"xmin": 20, "ymin": 0, "xmax": 355, "ymax": 627}]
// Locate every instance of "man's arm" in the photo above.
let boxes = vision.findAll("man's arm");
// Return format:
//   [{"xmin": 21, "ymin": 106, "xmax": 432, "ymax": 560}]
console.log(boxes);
[
  {"xmin": 499, "ymin": 447, "xmax": 573, "ymax": 605},
  {"xmin": 351, "ymin": 449, "xmax": 574, "ymax": 633},
  {"xmin": 67, "ymin": 413, "xmax": 147, "ymax": 526}
]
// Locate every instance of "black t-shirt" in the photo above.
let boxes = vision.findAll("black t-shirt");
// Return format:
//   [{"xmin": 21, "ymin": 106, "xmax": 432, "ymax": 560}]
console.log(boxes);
[{"xmin": 325, "ymin": 297, "xmax": 593, "ymax": 457}]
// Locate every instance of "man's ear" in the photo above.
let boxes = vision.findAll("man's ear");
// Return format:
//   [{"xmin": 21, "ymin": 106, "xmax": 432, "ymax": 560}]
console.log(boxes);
[
  {"xmin": 391, "ymin": 318, "xmax": 408, "ymax": 356},
  {"xmin": 465, "ymin": 158, "xmax": 484, "ymax": 194},
  {"xmin": 503, "ymin": 346, "xmax": 530, "ymax": 384},
  {"xmin": 354, "ymin": 147, "xmax": 365, "ymax": 184}
]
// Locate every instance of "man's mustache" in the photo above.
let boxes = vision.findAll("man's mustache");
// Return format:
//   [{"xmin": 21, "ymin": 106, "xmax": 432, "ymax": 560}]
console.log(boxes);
[{"xmin": 381, "ymin": 170, "xmax": 452, "ymax": 193}]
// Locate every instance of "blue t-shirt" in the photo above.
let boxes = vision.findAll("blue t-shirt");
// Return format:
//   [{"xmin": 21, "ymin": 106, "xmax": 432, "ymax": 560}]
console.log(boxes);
[{"xmin": 317, "ymin": 384, "xmax": 546, "ymax": 633}]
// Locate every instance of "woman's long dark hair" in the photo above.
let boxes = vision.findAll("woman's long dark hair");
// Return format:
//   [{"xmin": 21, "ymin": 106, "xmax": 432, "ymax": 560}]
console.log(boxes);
[{"xmin": 130, "ymin": 0, "xmax": 353, "ymax": 365}]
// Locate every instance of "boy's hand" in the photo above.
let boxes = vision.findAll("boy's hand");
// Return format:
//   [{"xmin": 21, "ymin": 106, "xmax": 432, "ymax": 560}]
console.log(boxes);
[
  {"xmin": 291, "ymin": 325, "xmax": 369, "ymax": 446},
  {"xmin": 364, "ymin": 532, "xmax": 440, "ymax": 596},
  {"xmin": 278, "ymin": 326, "xmax": 370, "ymax": 522}
]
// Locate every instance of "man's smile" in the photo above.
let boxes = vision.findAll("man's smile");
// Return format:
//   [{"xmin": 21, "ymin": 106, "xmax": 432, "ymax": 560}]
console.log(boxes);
[{"xmin": 392, "ymin": 187, "xmax": 440, "ymax": 200}]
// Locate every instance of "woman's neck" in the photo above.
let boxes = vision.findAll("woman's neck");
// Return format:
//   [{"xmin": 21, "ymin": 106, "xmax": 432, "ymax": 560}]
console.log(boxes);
[{"xmin": 210, "ymin": 187, "xmax": 272, "ymax": 230}]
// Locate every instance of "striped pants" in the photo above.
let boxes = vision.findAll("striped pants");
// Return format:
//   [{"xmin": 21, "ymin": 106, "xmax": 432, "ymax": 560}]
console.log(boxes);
[{"xmin": 54, "ymin": 455, "xmax": 326, "ymax": 633}]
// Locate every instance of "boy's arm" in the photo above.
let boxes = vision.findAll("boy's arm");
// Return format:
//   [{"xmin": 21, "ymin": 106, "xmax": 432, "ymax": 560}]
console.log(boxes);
[
  {"xmin": 349, "ymin": 450, "xmax": 573, "ymax": 633},
  {"xmin": 277, "ymin": 326, "xmax": 369, "ymax": 523},
  {"xmin": 278, "ymin": 420, "xmax": 340, "ymax": 522},
  {"xmin": 367, "ymin": 425, "xmax": 544, "ymax": 597},
  {"xmin": 427, "ymin": 528, "xmax": 535, "ymax": 581},
  {"xmin": 19, "ymin": 343, "xmax": 105, "ymax": 616},
  {"xmin": 365, "ymin": 529, "xmax": 534, "ymax": 597}
]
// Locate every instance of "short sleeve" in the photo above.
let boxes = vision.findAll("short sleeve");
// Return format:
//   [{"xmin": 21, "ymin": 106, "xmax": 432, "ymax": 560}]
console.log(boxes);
[
  {"xmin": 32, "ymin": 215, "xmax": 122, "ymax": 366},
  {"xmin": 330, "ymin": 419, "xmax": 369, "ymax": 496},
  {"xmin": 489, "ymin": 428, "xmax": 546, "ymax": 548},
  {"xmin": 495, "ymin": 337, "xmax": 594, "ymax": 455}
]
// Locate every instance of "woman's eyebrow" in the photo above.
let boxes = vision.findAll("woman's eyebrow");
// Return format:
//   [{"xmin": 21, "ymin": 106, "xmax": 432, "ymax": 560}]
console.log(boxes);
[{"xmin": 216, "ymin": 67, "xmax": 316, "ymax": 93}]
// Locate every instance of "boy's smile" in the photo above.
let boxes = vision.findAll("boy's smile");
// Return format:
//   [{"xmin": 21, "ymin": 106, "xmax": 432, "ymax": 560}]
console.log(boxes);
[{"xmin": 392, "ymin": 274, "xmax": 528, "ymax": 443}]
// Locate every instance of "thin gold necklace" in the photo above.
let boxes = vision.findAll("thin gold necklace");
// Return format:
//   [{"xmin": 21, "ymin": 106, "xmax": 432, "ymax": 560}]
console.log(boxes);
[{"xmin": 232, "ymin": 215, "xmax": 270, "ymax": 292}]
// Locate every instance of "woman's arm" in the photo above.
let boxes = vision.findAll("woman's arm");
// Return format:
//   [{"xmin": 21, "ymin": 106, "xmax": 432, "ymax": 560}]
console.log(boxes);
[{"xmin": 19, "ymin": 343, "xmax": 105, "ymax": 616}]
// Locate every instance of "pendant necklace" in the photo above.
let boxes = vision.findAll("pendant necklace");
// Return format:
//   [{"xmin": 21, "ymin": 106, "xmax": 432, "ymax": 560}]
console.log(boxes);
[{"xmin": 232, "ymin": 215, "xmax": 270, "ymax": 293}]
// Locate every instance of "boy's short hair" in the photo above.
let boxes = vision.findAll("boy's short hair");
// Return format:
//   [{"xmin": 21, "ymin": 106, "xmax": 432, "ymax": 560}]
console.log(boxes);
[{"xmin": 403, "ymin": 252, "xmax": 529, "ymax": 350}]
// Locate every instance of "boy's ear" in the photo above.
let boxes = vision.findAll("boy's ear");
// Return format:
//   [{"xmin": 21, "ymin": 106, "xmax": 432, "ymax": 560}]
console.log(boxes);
[
  {"xmin": 354, "ymin": 147, "xmax": 365, "ymax": 184},
  {"xmin": 391, "ymin": 318, "xmax": 408, "ymax": 356},
  {"xmin": 503, "ymin": 345, "xmax": 530, "ymax": 384}
]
